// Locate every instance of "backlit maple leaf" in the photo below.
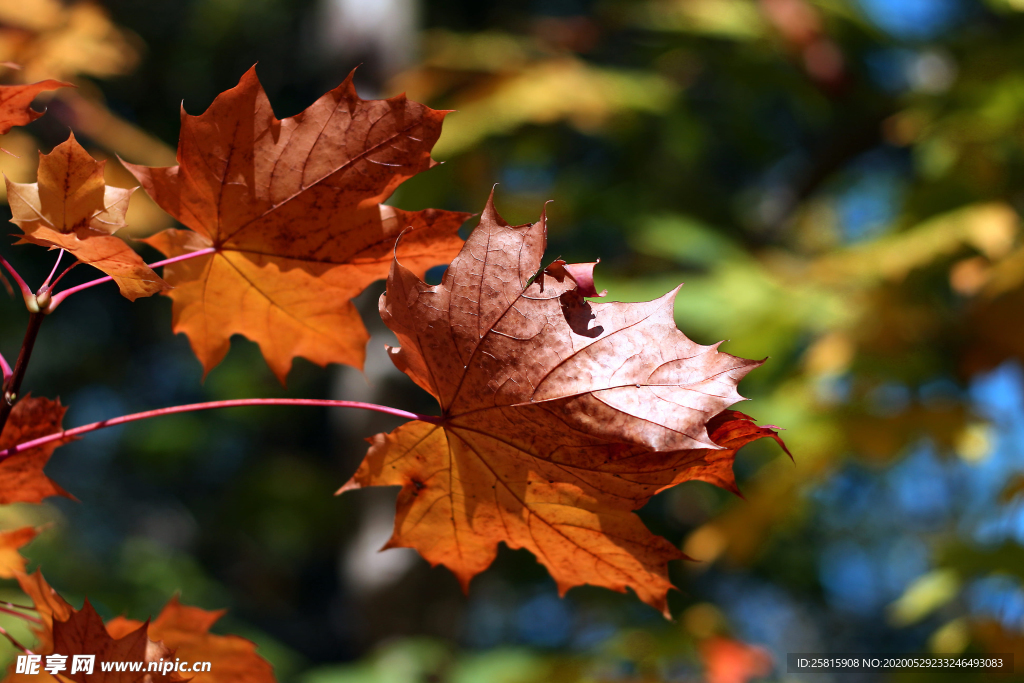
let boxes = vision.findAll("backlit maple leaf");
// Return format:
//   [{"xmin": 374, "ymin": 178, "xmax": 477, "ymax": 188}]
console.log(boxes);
[
  {"xmin": 0, "ymin": 79, "xmax": 69, "ymax": 134},
  {"xmin": 126, "ymin": 66, "xmax": 468, "ymax": 383},
  {"xmin": 0, "ymin": 395, "xmax": 73, "ymax": 504},
  {"xmin": 53, "ymin": 600, "xmax": 183, "ymax": 683},
  {"xmin": 341, "ymin": 195, "xmax": 787, "ymax": 615},
  {"xmin": 107, "ymin": 597, "xmax": 275, "ymax": 683},
  {"xmin": 6, "ymin": 132, "xmax": 167, "ymax": 300},
  {"xmin": 8, "ymin": 570, "xmax": 275, "ymax": 683}
]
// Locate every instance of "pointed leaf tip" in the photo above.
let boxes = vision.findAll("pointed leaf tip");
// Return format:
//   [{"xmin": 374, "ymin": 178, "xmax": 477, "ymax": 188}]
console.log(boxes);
[{"xmin": 481, "ymin": 185, "xmax": 505, "ymax": 226}]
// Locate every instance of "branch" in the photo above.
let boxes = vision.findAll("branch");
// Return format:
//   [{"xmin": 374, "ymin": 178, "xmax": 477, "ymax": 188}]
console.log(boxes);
[
  {"xmin": 48, "ymin": 247, "xmax": 216, "ymax": 309},
  {"xmin": 0, "ymin": 604, "xmax": 40, "ymax": 625},
  {"xmin": 0, "ymin": 312, "xmax": 45, "ymax": 434},
  {"xmin": 48, "ymin": 260, "xmax": 78, "ymax": 291},
  {"xmin": 0, "ymin": 625, "xmax": 31, "ymax": 653},
  {"xmin": 0, "ymin": 398, "xmax": 442, "ymax": 461}
]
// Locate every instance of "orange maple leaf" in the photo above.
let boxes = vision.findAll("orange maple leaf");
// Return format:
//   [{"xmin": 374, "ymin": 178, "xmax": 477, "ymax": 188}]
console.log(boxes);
[
  {"xmin": 0, "ymin": 395, "xmax": 73, "ymax": 504},
  {"xmin": 52, "ymin": 600, "xmax": 182, "ymax": 683},
  {"xmin": 107, "ymin": 596, "xmax": 275, "ymax": 683},
  {"xmin": 0, "ymin": 526, "xmax": 37, "ymax": 578},
  {"xmin": 125, "ymin": 66, "xmax": 468, "ymax": 383},
  {"xmin": 9, "ymin": 571, "xmax": 272, "ymax": 683},
  {"xmin": 6, "ymin": 133, "xmax": 167, "ymax": 301},
  {"xmin": 0, "ymin": 80, "xmax": 70, "ymax": 135},
  {"xmin": 340, "ymin": 195, "xmax": 787, "ymax": 615}
]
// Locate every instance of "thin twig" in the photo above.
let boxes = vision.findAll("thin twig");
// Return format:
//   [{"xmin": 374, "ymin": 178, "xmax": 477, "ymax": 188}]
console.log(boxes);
[
  {"xmin": 0, "ymin": 312, "xmax": 45, "ymax": 434},
  {"xmin": 0, "ymin": 601, "xmax": 37, "ymax": 612},
  {"xmin": 0, "ymin": 605, "xmax": 41, "ymax": 625},
  {"xmin": 0, "ymin": 624, "xmax": 30, "ymax": 653},
  {"xmin": 0, "ymin": 398, "xmax": 442, "ymax": 461},
  {"xmin": 41, "ymin": 249, "xmax": 65, "ymax": 289},
  {"xmin": 47, "ymin": 261, "xmax": 79, "ymax": 291},
  {"xmin": 49, "ymin": 246, "xmax": 216, "ymax": 308}
]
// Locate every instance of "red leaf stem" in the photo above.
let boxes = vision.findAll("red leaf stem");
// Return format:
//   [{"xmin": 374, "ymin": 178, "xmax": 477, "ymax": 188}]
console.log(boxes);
[
  {"xmin": 48, "ymin": 246, "xmax": 217, "ymax": 308},
  {"xmin": 0, "ymin": 398, "xmax": 441, "ymax": 462}
]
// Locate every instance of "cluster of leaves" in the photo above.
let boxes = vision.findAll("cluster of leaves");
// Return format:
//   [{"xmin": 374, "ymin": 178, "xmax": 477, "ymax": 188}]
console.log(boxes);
[
  {"xmin": 9, "ymin": 0, "xmax": 1022, "ymax": 679},
  {"xmin": 0, "ymin": 527, "xmax": 272, "ymax": 683},
  {"xmin": 0, "ymin": 38, "xmax": 786, "ymax": 679}
]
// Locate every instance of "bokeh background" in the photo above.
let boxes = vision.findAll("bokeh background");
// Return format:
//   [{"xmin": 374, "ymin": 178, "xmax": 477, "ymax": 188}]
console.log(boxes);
[{"xmin": 2, "ymin": 0, "xmax": 1024, "ymax": 681}]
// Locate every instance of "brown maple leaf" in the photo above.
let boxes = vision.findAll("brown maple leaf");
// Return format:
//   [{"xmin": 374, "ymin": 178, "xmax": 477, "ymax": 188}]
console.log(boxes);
[
  {"xmin": 107, "ymin": 596, "xmax": 275, "ymax": 683},
  {"xmin": 9, "ymin": 571, "xmax": 267, "ymax": 683},
  {"xmin": 6, "ymin": 572, "xmax": 174, "ymax": 683},
  {"xmin": 6, "ymin": 132, "xmax": 167, "ymax": 301},
  {"xmin": 0, "ymin": 79, "xmax": 69, "ymax": 134},
  {"xmin": 340, "ymin": 195, "xmax": 787, "ymax": 615},
  {"xmin": 52, "ymin": 600, "xmax": 182, "ymax": 683},
  {"xmin": 124, "ymin": 66, "xmax": 468, "ymax": 383},
  {"xmin": 0, "ymin": 395, "xmax": 73, "ymax": 504}
]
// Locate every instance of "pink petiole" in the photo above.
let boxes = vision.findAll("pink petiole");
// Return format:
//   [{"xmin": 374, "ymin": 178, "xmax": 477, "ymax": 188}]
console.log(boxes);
[
  {"xmin": 40, "ymin": 249, "xmax": 65, "ymax": 290},
  {"xmin": 48, "ymin": 247, "xmax": 217, "ymax": 309},
  {"xmin": 0, "ymin": 398, "xmax": 441, "ymax": 462},
  {"xmin": 47, "ymin": 260, "xmax": 79, "ymax": 292},
  {"xmin": 0, "ymin": 605, "xmax": 41, "ymax": 625}
]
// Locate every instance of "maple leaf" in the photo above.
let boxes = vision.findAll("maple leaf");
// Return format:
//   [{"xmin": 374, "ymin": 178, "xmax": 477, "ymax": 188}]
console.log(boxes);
[
  {"xmin": 341, "ymin": 195, "xmax": 787, "ymax": 615},
  {"xmin": 107, "ymin": 596, "xmax": 276, "ymax": 683},
  {"xmin": 52, "ymin": 600, "xmax": 182, "ymax": 683},
  {"xmin": 5, "ymin": 132, "xmax": 167, "ymax": 301},
  {"xmin": 0, "ymin": 395, "xmax": 73, "ymax": 504},
  {"xmin": 125, "ymin": 66, "xmax": 469, "ymax": 383},
  {"xmin": 0, "ymin": 79, "xmax": 69, "ymax": 134},
  {"xmin": 7, "ymin": 569, "xmax": 273, "ymax": 683}
]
